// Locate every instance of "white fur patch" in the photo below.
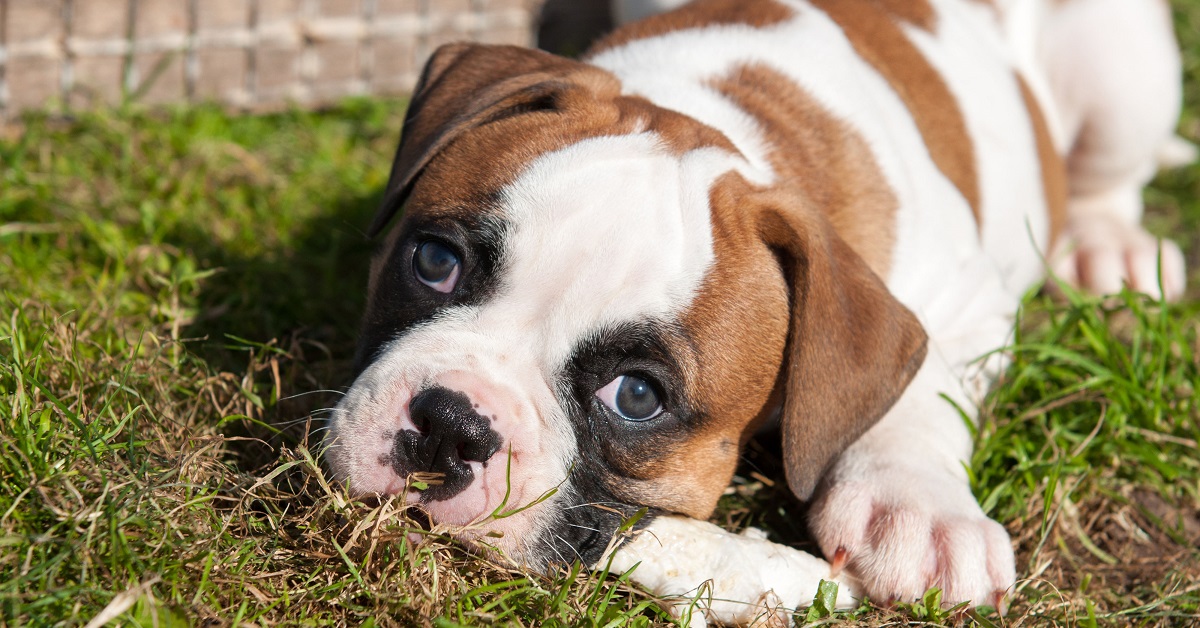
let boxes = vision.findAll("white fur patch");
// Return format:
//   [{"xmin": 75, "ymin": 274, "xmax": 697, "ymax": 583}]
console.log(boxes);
[
  {"xmin": 906, "ymin": 0, "xmax": 1049, "ymax": 294},
  {"xmin": 607, "ymin": 516, "xmax": 861, "ymax": 625},
  {"xmin": 494, "ymin": 133, "xmax": 726, "ymax": 367}
]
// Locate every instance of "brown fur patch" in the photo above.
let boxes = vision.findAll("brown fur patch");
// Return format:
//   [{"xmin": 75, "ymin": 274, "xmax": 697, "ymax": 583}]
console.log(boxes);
[
  {"xmin": 624, "ymin": 174, "xmax": 795, "ymax": 517},
  {"xmin": 812, "ymin": 0, "xmax": 981, "ymax": 226},
  {"xmin": 710, "ymin": 63, "xmax": 900, "ymax": 277},
  {"xmin": 407, "ymin": 91, "xmax": 732, "ymax": 221},
  {"xmin": 1015, "ymin": 74, "xmax": 1068, "ymax": 246},
  {"xmin": 755, "ymin": 186, "xmax": 928, "ymax": 500},
  {"xmin": 587, "ymin": 0, "xmax": 795, "ymax": 55},
  {"xmin": 367, "ymin": 42, "xmax": 736, "ymax": 255},
  {"xmin": 659, "ymin": 62, "xmax": 930, "ymax": 506},
  {"xmin": 878, "ymin": 0, "xmax": 937, "ymax": 31},
  {"xmin": 623, "ymin": 431, "xmax": 750, "ymax": 519}
]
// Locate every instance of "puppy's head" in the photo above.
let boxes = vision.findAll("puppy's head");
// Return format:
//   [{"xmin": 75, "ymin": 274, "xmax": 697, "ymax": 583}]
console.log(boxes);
[{"xmin": 326, "ymin": 44, "xmax": 927, "ymax": 566}]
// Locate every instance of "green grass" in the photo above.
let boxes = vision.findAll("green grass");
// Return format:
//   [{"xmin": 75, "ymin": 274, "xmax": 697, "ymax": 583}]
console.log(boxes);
[
  {"xmin": 0, "ymin": 101, "xmax": 675, "ymax": 626},
  {"xmin": 3, "ymin": 5, "xmax": 1200, "ymax": 625}
]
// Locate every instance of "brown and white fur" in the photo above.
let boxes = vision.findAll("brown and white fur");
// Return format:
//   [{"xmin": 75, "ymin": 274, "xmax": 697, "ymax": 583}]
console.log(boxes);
[{"xmin": 324, "ymin": 0, "xmax": 1188, "ymax": 624}]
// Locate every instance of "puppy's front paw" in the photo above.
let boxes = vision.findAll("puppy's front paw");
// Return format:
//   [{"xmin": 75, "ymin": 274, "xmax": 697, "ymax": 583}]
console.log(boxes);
[
  {"xmin": 808, "ymin": 465, "xmax": 1015, "ymax": 609},
  {"xmin": 1051, "ymin": 214, "xmax": 1186, "ymax": 301}
]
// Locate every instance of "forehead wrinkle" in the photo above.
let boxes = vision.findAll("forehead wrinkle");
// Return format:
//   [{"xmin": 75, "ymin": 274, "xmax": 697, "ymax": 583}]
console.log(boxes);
[{"xmin": 480, "ymin": 133, "xmax": 720, "ymax": 371}]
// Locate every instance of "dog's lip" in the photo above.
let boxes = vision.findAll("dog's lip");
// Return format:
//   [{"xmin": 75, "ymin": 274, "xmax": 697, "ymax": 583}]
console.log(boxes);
[
  {"xmin": 362, "ymin": 450, "xmax": 530, "ymax": 526},
  {"xmin": 420, "ymin": 461, "xmax": 531, "ymax": 526}
]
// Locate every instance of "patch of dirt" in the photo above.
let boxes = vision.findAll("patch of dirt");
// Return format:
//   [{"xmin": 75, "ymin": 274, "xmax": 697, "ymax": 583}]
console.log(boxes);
[{"xmin": 1049, "ymin": 487, "xmax": 1197, "ymax": 596}]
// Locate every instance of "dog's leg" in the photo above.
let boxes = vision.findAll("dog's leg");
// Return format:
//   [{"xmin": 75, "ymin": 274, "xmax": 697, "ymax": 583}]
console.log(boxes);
[
  {"xmin": 1041, "ymin": 0, "xmax": 1188, "ymax": 299},
  {"xmin": 806, "ymin": 353, "xmax": 1015, "ymax": 608},
  {"xmin": 807, "ymin": 265, "xmax": 1020, "ymax": 607},
  {"xmin": 607, "ymin": 516, "xmax": 861, "ymax": 626}
]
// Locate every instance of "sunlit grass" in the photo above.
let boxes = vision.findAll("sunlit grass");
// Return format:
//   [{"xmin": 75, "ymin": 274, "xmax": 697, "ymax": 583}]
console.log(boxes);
[{"xmin": 2, "ymin": 2, "xmax": 1200, "ymax": 623}]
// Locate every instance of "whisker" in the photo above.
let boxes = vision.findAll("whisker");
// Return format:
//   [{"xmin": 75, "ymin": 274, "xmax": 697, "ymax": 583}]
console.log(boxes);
[
  {"xmin": 267, "ymin": 426, "xmax": 333, "ymax": 445},
  {"xmin": 279, "ymin": 389, "xmax": 347, "ymax": 401},
  {"xmin": 565, "ymin": 523, "xmax": 602, "ymax": 534},
  {"xmin": 270, "ymin": 416, "xmax": 323, "ymax": 429},
  {"xmin": 554, "ymin": 533, "xmax": 585, "ymax": 565},
  {"xmin": 561, "ymin": 501, "xmax": 627, "ymax": 510},
  {"xmin": 542, "ymin": 536, "xmax": 569, "ymax": 566}
]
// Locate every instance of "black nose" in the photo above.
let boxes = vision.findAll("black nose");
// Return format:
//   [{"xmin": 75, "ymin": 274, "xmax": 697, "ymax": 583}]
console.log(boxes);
[{"xmin": 393, "ymin": 386, "xmax": 502, "ymax": 501}]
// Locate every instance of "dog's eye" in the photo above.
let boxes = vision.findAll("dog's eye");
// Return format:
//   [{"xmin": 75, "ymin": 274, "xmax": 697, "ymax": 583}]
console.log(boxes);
[
  {"xmin": 413, "ymin": 240, "xmax": 461, "ymax": 293},
  {"xmin": 596, "ymin": 374, "xmax": 663, "ymax": 421}
]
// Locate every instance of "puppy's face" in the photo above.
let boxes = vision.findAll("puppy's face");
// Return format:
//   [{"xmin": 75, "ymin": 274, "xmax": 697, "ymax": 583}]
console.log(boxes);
[
  {"xmin": 325, "ymin": 44, "xmax": 926, "ymax": 567},
  {"xmin": 329, "ymin": 133, "xmax": 790, "ymax": 563}
]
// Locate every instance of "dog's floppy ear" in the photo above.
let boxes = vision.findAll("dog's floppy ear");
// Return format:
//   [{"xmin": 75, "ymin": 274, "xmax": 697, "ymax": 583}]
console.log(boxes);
[
  {"xmin": 755, "ymin": 189, "xmax": 928, "ymax": 500},
  {"xmin": 369, "ymin": 44, "xmax": 613, "ymax": 236}
]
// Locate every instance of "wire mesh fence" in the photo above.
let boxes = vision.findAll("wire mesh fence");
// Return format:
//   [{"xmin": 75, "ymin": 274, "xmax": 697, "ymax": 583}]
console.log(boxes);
[{"xmin": 0, "ymin": 0, "xmax": 539, "ymax": 121}]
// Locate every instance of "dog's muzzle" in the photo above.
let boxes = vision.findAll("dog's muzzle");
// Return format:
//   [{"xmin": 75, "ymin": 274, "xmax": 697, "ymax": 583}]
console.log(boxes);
[{"xmin": 392, "ymin": 386, "xmax": 503, "ymax": 501}]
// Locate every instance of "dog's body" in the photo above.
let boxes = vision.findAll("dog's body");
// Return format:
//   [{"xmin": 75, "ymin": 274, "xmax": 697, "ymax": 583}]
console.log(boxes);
[{"xmin": 326, "ymin": 0, "xmax": 1187, "ymax": 623}]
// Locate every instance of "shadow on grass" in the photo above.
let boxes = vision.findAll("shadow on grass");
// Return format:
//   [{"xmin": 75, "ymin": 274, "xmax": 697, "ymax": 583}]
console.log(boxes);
[
  {"xmin": 721, "ymin": 430, "xmax": 823, "ymax": 556},
  {"xmin": 174, "ymin": 185, "xmax": 385, "ymax": 471}
]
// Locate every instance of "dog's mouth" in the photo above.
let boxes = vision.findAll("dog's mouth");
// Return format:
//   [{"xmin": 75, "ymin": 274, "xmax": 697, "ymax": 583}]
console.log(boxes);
[
  {"xmin": 327, "ymin": 328, "xmax": 681, "ymax": 567},
  {"xmin": 355, "ymin": 448, "xmax": 653, "ymax": 568}
]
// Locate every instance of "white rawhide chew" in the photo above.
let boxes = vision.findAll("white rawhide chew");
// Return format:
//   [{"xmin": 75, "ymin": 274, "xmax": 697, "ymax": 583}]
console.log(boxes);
[{"xmin": 604, "ymin": 516, "xmax": 861, "ymax": 627}]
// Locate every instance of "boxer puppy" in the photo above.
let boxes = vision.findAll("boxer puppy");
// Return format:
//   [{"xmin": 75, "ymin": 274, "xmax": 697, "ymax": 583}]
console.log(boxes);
[{"xmin": 324, "ymin": 0, "xmax": 1188, "ymax": 623}]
